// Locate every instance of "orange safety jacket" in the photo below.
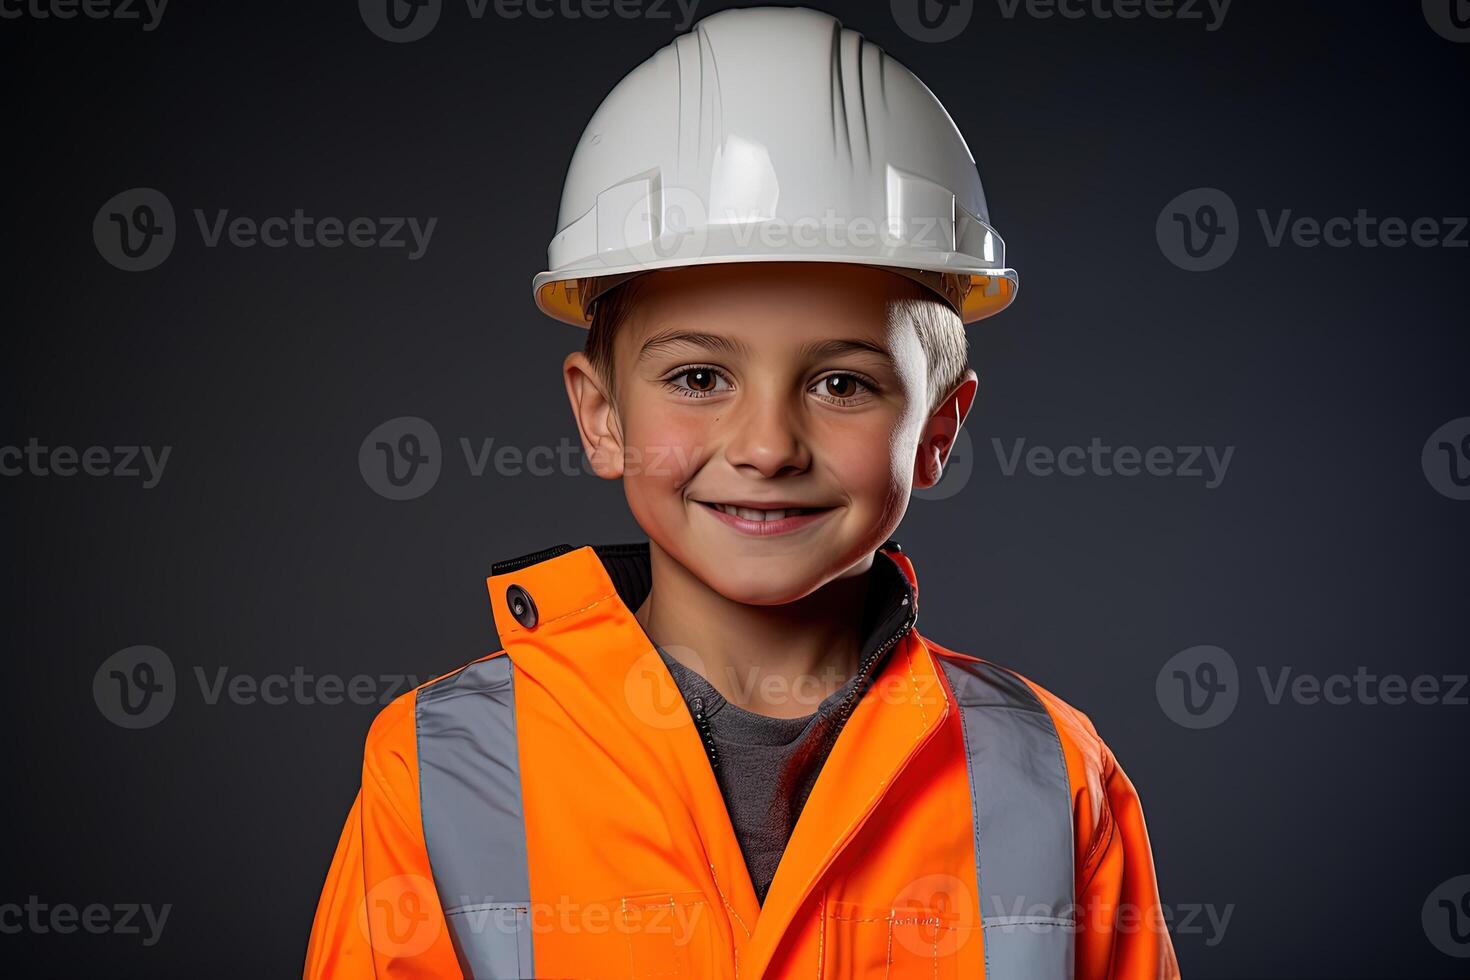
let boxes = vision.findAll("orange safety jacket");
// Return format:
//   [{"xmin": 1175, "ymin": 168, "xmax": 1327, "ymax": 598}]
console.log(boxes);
[{"xmin": 305, "ymin": 541, "xmax": 1181, "ymax": 979}]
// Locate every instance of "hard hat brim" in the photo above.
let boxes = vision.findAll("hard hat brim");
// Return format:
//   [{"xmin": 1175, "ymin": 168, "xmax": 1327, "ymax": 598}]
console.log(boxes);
[{"xmin": 532, "ymin": 245, "xmax": 1018, "ymax": 329}]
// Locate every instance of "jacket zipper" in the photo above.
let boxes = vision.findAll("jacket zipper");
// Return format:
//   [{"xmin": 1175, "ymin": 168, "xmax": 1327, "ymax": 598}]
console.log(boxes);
[
  {"xmin": 690, "ymin": 696, "xmax": 719, "ymax": 772},
  {"xmin": 688, "ymin": 597, "xmax": 917, "ymax": 775},
  {"xmin": 829, "ymin": 597, "xmax": 917, "ymax": 740},
  {"xmin": 490, "ymin": 543, "xmax": 574, "ymax": 576}
]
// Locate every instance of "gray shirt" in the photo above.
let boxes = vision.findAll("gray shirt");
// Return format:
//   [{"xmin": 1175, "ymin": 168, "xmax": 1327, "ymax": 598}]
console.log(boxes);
[
  {"xmin": 651, "ymin": 554, "xmax": 915, "ymax": 905},
  {"xmin": 655, "ymin": 647, "xmax": 861, "ymax": 905}
]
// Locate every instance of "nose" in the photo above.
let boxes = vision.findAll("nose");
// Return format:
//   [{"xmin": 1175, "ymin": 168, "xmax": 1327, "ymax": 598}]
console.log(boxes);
[{"xmin": 721, "ymin": 387, "xmax": 812, "ymax": 478}]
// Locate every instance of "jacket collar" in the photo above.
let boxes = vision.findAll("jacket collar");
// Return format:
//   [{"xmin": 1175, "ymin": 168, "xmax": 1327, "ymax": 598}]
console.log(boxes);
[
  {"xmin": 482, "ymin": 539, "xmax": 948, "ymax": 978},
  {"xmin": 486, "ymin": 539, "xmax": 917, "ymax": 646}
]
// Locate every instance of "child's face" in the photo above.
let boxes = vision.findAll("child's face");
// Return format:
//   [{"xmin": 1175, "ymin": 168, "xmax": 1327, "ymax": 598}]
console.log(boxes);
[{"xmin": 564, "ymin": 262, "xmax": 977, "ymax": 604}]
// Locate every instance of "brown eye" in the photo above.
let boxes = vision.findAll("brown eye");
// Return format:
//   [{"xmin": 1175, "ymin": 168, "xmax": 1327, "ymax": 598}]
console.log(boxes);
[
  {"xmin": 811, "ymin": 372, "xmax": 874, "ymax": 403},
  {"xmin": 686, "ymin": 369, "xmax": 717, "ymax": 392},
  {"xmin": 663, "ymin": 366, "xmax": 731, "ymax": 398}
]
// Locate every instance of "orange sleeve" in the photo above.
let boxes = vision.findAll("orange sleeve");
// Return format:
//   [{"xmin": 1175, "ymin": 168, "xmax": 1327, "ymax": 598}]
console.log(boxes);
[
  {"xmin": 1075, "ymin": 743, "xmax": 1182, "ymax": 980},
  {"xmin": 303, "ymin": 692, "xmax": 462, "ymax": 979}
]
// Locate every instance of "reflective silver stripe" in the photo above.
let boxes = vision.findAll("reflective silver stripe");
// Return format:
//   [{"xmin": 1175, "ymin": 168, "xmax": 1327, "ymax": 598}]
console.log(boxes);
[
  {"xmin": 417, "ymin": 655, "xmax": 534, "ymax": 979},
  {"xmin": 939, "ymin": 658, "xmax": 1075, "ymax": 979}
]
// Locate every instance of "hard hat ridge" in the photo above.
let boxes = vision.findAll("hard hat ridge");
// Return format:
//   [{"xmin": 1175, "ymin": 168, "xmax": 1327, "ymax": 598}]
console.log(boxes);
[{"xmin": 532, "ymin": 5, "xmax": 1018, "ymax": 327}]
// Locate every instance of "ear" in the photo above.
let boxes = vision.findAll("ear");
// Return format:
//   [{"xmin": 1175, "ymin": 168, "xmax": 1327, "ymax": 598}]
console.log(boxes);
[
  {"xmin": 563, "ymin": 350, "xmax": 624, "ymax": 480},
  {"xmin": 913, "ymin": 368, "xmax": 978, "ymax": 490}
]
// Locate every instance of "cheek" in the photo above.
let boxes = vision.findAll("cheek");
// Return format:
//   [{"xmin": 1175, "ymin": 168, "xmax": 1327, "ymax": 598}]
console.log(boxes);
[
  {"xmin": 819, "ymin": 416, "xmax": 912, "ymax": 500},
  {"xmin": 621, "ymin": 403, "xmax": 711, "ymax": 496}
]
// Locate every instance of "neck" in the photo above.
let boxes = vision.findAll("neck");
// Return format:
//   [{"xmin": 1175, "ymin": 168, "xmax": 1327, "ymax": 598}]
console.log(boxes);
[{"xmin": 635, "ymin": 540, "xmax": 875, "ymax": 720}]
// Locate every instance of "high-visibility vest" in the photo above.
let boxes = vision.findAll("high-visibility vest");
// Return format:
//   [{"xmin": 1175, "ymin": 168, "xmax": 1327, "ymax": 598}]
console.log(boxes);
[{"xmin": 304, "ymin": 542, "xmax": 1180, "ymax": 979}]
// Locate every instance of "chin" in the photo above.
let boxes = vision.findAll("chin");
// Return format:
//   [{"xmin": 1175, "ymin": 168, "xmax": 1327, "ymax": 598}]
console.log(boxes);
[{"xmin": 685, "ymin": 556, "xmax": 830, "ymax": 606}]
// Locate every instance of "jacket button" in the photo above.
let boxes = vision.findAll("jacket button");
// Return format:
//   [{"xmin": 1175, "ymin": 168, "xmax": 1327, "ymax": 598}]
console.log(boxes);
[{"xmin": 506, "ymin": 584, "xmax": 538, "ymax": 628}]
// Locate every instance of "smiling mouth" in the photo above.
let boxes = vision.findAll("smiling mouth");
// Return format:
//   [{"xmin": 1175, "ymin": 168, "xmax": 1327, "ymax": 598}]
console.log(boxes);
[{"xmin": 695, "ymin": 501, "xmax": 834, "ymax": 522}]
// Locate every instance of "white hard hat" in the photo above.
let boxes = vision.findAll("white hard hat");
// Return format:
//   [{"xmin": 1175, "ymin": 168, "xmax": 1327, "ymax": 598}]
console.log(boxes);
[{"xmin": 531, "ymin": 5, "xmax": 1018, "ymax": 327}]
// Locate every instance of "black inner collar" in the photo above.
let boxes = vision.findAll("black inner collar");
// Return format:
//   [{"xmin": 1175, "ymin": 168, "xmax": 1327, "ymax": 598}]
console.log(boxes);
[{"xmin": 591, "ymin": 541, "xmax": 917, "ymax": 654}]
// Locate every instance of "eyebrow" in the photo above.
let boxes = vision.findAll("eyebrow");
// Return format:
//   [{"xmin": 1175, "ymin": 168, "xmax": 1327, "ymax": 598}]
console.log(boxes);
[
  {"xmin": 638, "ymin": 331, "xmax": 752, "ymax": 361},
  {"xmin": 797, "ymin": 338, "xmax": 895, "ymax": 362},
  {"xmin": 638, "ymin": 331, "xmax": 894, "ymax": 365}
]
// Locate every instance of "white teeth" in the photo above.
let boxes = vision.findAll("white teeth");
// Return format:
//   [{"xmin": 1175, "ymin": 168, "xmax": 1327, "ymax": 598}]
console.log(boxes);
[{"xmin": 714, "ymin": 504, "xmax": 803, "ymax": 521}]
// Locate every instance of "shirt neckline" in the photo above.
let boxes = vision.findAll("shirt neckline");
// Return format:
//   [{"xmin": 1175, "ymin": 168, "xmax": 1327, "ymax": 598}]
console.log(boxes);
[{"xmin": 649, "ymin": 552, "xmax": 913, "ymax": 746}]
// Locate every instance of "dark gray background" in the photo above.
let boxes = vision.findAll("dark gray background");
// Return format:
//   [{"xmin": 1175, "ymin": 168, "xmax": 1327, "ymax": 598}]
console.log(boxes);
[{"xmin": 2, "ymin": 0, "xmax": 1467, "ymax": 976}]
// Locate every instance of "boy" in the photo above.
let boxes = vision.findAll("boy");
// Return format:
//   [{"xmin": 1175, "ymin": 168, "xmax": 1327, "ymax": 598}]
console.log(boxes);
[{"xmin": 305, "ymin": 7, "xmax": 1180, "ymax": 978}]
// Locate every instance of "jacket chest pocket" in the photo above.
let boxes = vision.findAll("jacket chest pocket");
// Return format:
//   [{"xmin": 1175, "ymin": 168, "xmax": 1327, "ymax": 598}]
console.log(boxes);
[
  {"xmin": 620, "ymin": 889, "xmax": 716, "ymax": 979},
  {"xmin": 821, "ymin": 885, "xmax": 981, "ymax": 979}
]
